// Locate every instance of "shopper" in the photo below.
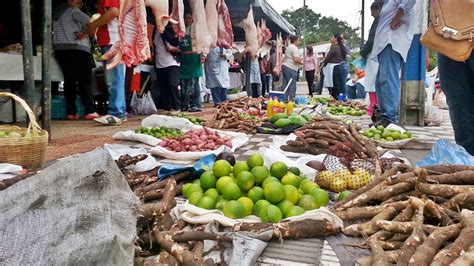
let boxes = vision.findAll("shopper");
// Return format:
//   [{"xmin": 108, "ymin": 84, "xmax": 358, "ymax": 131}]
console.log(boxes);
[
  {"xmin": 322, "ymin": 34, "xmax": 346, "ymax": 99},
  {"xmin": 282, "ymin": 35, "xmax": 302, "ymax": 101},
  {"xmin": 304, "ymin": 46, "xmax": 318, "ymax": 97},
  {"xmin": 205, "ymin": 47, "xmax": 231, "ymax": 106},
  {"xmin": 53, "ymin": 0, "xmax": 99, "ymax": 120},
  {"xmin": 360, "ymin": 0, "xmax": 384, "ymax": 116},
  {"xmin": 87, "ymin": 0, "xmax": 127, "ymax": 125},
  {"xmin": 268, "ymin": 45, "xmax": 278, "ymax": 90},
  {"xmin": 180, "ymin": 13, "xmax": 203, "ymax": 112},
  {"xmin": 371, "ymin": 0, "xmax": 416, "ymax": 126},
  {"xmin": 340, "ymin": 34, "xmax": 351, "ymax": 96},
  {"xmin": 250, "ymin": 56, "xmax": 262, "ymax": 98},
  {"xmin": 153, "ymin": 23, "xmax": 181, "ymax": 115},
  {"xmin": 259, "ymin": 55, "xmax": 270, "ymax": 96}
]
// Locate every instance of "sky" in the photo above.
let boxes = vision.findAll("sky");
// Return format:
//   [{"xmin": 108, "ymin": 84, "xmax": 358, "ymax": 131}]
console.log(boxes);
[{"xmin": 266, "ymin": 0, "xmax": 374, "ymax": 39}]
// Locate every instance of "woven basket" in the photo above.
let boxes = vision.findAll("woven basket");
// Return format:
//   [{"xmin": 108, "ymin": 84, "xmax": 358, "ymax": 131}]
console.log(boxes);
[{"xmin": 0, "ymin": 92, "xmax": 49, "ymax": 170}]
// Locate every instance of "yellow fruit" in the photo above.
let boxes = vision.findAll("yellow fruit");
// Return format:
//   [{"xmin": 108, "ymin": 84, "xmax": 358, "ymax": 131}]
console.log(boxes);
[
  {"xmin": 298, "ymin": 195, "xmax": 317, "ymax": 210},
  {"xmin": 200, "ymin": 171, "xmax": 217, "ymax": 190},
  {"xmin": 237, "ymin": 197, "xmax": 254, "ymax": 217},
  {"xmin": 197, "ymin": 196, "xmax": 216, "ymax": 210},
  {"xmin": 247, "ymin": 187, "xmax": 265, "ymax": 203},
  {"xmin": 281, "ymin": 173, "xmax": 301, "ymax": 188},
  {"xmin": 216, "ymin": 176, "xmax": 234, "ymax": 193},
  {"xmin": 204, "ymin": 188, "xmax": 219, "ymax": 201},
  {"xmin": 270, "ymin": 161, "xmax": 288, "ymax": 179},
  {"xmin": 317, "ymin": 171, "xmax": 334, "ymax": 188},
  {"xmin": 277, "ymin": 200, "xmax": 294, "ymax": 218},
  {"xmin": 213, "ymin": 160, "xmax": 232, "ymax": 178},
  {"xmin": 309, "ymin": 188, "xmax": 329, "ymax": 207},
  {"xmin": 263, "ymin": 182, "xmax": 285, "ymax": 204},
  {"xmin": 183, "ymin": 183, "xmax": 203, "ymax": 198},
  {"xmin": 189, "ymin": 191, "xmax": 204, "ymax": 205},
  {"xmin": 300, "ymin": 181, "xmax": 319, "ymax": 194},
  {"xmin": 222, "ymin": 182, "xmax": 241, "ymax": 200},
  {"xmin": 223, "ymin": 200, "xmax": 245, "ymax": 219},
  {"xmin": 286, "ymin": 206, "xmax": 305, "ymax": 217},
  {"xmin": 233, "ymin": 161, "xmax": 249, "ymax": 176},
  {"xmin": 215, "ymin": 198, "xmax": 227, "ymax": 211},
  {"xmin": 253, "ymin": 199, "xmax": 271, "ymax": 216},
  {"xmin": 246, "ymin": 154, "xmax": 264, "ymax": 169},
  {"xmin": 251, "ymin": 166, "xmax": 269, "ymax": 184},
  {"xmin": 262, "ymin": 176, "xmax": 280, "ymax": 188},
  {"xmin": 330, "ymin": 178, "xmax": 347, "ymax": 192},
  {"xmin": 260, "ymin": 205, "xmax": 282, "ymax": 223},
  {"xmin": 283, "ymin": 185, "xmax": 300, "ymax": 204},
  {"xmin": 236, "ymin": 171, "xmax": 255, "ymax": 192}
]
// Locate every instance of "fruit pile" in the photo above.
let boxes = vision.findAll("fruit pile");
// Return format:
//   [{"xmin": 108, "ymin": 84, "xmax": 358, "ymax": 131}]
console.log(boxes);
[
  {"xmin": 270, "ymin": 113, "xmax": 310, "ymax": 128},
  {"xmin": 177, "ymin": 113, "xmax": 206, "ymax": 126},
  {"xmin": 0, "ymin": 130, "xmax": 22, "ymax": 138},
  {"xmin": 317, "ymin": 168, "xmax": 374, "ymax": 192},
  {"xmin": 328, "ymin": 105, "xmax": 366, "ymax": 116},
  {"xmin": 309, "ymin": 97, "xmax": 331, "ymax": 105},
  {"xmin": 182, "ymin": 154, "xmax": 330, "ymax": 222},
  {"xmin": 362, "ymin": 125, "xmax": 412, "ymax": 142},
  {"xmin": 159, "ymin": 128, "xmax": 232, "ymax": 152},
  {"xmin": 135, "ymin": 126, "xmax": 183, "ymax": 139}
]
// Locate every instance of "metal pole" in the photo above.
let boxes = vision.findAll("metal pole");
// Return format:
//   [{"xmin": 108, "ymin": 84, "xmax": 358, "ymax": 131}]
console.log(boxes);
[
  {"xmin": 361, "ymin": 0, "xmax": 365, "ymax": 46},
  {"xmin": 42, "ymin": 0, "xmax": 52, "ymax": 135},
  {"xmin": 21, "ymin": 0, "xmax": 36, "ymax": 111},
  {"xmin": 302, "ymin": 0, "xmax": 306, "ymax": 80}
]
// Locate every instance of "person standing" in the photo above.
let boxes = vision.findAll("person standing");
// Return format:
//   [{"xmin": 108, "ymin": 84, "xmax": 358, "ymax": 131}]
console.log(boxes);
[
  {"xmin": 340, "ymin": 34, "xmax": 351, "ymax": 96},
  {"xmin": 304, "ymin": 46, "xmax": 318, "ymax": 97},
  {"xmin": 249, "ymin": 56, "xmax": 262, "ymax": 98},
  {"xmin": 87, "ymin": 0, "xmax": 127, "ymax": 125},
  {"xmin": 53, "ymin": 0, "xmax": 99, "ymax": 121},
  {"xmin": 371, "ymin": 0, "xmax": 416, "ymax": 126},
  {"xmin": 180, "ymin": 13, "xmax": 203, "ymax": 112},
  {"xmin": 360, "ymin": 1, "xmax": 384, "ymax": 116},
  {"xmin": 205, "ymin": 47, "xmax": 231, "ymax": 106},
  {"xmin": 282, "ymin": 35, "xmax": 302, "ymax": 101},
  {"xmin": 322, "ymin": 34, "xmax": 346, "ymax": 99},
  {"xmin": 153, "ymin": 23, "xmax": 181, "ymax": 115},
  {"xmin": 268, "ymin": 46, "xmax": 277, "ymax": 91},
  {"xmin": 259, "ymin": 55, "xmax": 269, "ymax": 96}
]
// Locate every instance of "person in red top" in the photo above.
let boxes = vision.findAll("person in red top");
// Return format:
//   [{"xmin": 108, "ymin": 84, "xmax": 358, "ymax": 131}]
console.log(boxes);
[{"xmin": 87, "ymin": 0, "xmax": 126, "ymax": 125}]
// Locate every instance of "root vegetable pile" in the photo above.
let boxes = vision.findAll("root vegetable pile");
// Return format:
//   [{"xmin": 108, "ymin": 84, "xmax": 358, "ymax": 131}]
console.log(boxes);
[
  {"xmin": 159, "ymin": 127, "xmax": 232, "ymax": 152},
  {"xmin": 331, "ymin": 165, "xmax": 474, "ymax": 265},
  {"xmin": 280, "ymin": 116, "xmax": 380, "ymax": 158}
]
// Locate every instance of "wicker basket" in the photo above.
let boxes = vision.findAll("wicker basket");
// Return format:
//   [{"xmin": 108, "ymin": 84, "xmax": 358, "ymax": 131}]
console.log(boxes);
[{"xmin": 0, "ymin": 92, "xmax": 49, "ymax": 170}]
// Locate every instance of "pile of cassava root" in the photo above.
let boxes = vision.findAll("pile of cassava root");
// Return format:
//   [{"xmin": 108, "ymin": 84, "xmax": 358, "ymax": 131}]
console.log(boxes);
[
  {"xmin": 281, "ymin": 116, "xmax": 381, "ymax": 158},
  {"xmin": 117, "ymin": 154, "xmax": 341, "ymax": 265},
  {"xmin": 331, "ymin": 164, "xmax": 474, "ymax": 265},
  {"xmin": 205, "ymin": 100, "xmax": 263, "ymax": 134}
]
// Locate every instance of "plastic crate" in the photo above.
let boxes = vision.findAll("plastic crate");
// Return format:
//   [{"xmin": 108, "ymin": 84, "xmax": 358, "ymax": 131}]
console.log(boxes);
[{"xmin": 51, "ymin": 96, "xmax": 85, "ymax": 120}]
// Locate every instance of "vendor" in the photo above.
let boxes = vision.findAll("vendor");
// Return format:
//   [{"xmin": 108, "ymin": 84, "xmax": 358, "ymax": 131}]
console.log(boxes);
[
  {"xmin": 205, "ymin": 47, "xmax": 231, "ymax": 106},
  {"xmin": 346, "ymin": 68, "xmax": 366, "ymax": 100},
  {"xmin": 179, "ymin": 13, "xmax": 203, "ymax": 113},
  {"xmin": 249, "ymin": 56, "xmax": 261, "ymax": 98}
]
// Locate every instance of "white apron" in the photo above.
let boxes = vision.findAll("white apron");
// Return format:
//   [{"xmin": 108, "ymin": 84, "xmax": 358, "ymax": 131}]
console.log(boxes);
[{"xmin": 364, "ymin": 52, "xmax": 379, "ymax": 93}]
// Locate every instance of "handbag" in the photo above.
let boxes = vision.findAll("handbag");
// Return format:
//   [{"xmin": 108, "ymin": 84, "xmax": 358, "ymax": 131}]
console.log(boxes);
[{"xmin": 420, "ymin": 0, "xmax": 474, "ymax": 62}]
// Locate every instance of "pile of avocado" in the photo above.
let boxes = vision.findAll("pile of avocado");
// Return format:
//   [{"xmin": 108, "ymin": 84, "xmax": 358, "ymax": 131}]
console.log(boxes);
[{"xmin": 270, "ymin": 113, "xmax": 310, "ymax": 128}]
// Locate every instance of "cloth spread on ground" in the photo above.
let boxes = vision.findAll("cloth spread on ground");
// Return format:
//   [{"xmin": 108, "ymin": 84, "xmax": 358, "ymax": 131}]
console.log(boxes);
[{"xmin": 0, "ymin": 148, "xmax": 139, "ymax": 265}]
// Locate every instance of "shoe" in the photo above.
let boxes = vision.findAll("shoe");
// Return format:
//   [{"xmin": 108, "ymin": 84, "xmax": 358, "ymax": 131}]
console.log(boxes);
[
  {"xmin": 189, "ymin": 108, "xmax": 202, "ymax": 112},
  {"xmin": 67, "ymin": 114, "xmax": 80, "ymax": 120},
  {"xmin": 371, "ymin": 119, "xmax": 391, "ymax": 128},
  {"xmin": 94, "ymin": 115, "xmax": 122, "ymax": 125},
  {"xmin": 84, "ymin": 112, "xmax": 100, "ymax": 120}
]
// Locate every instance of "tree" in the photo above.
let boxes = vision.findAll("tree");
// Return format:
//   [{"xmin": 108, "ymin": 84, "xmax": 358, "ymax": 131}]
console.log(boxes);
[{"xmin": 282, "ymin": 6, "xmax": 362, "ymax": 48}]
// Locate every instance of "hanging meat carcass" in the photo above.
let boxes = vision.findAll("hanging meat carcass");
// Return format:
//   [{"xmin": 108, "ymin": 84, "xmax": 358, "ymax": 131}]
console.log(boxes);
[
  {"xmin": 170, "ymin": 0, "xmax": 185, "ymax": 39},
  {"xmin": 237, "ymin": 5, "xmax": 258, "ymax": 58},
  {"xmin": 102, "ymin": 0, "xmax": 150, "ymax": 69},
  {"xmin": 205, "ymin": 0, "xmax": 219, "ymax": 48},
  {"xmin": 145, "ymin": 0, "xmax": 171, "ymax": 34},
  {"xmin": 216, "ymin": 0, "xmax": 236, "ymax": 49},
  {"xmin": 256, "ymin": 21, "xmax": 263, "ymax": 50},
  {"xmin": 188, "ymin": 0, "xmax": 213, "ymax": 54},
  {"xmin": 272, "ymin": 33, "xmax": 283, "ymax": 76},
  {"xmin": 259, "ymin": 19, "xmax": 272, "ymax": 49}
]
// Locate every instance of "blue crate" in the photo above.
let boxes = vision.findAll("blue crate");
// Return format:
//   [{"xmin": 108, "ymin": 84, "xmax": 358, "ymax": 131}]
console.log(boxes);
[{"xmin": 51, "ymin": 96, "xmax": 85, "ymax": 120}]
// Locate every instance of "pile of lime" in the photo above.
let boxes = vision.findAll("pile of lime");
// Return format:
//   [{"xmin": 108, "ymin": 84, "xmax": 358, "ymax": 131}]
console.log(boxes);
[
  {"xmin": 135, "ymin": 126, "xmax": 183, "ymax": 139},
  {"xmin": 328, "ymin": 105, "xmax": 365, "ymax": 116},
  {"xmin": 182, "ymin": 154, "xmax": 330, "ymax": 222},
  {"xmin": 0, "ymin": 131, "xmax": 22, "ymax": 138},
  {"xmin": 178, "ymin": 113, "xmax": 206, "ymax": 125},
  {"xmin": 363, "ymin": 125, "xmax": 412, "ymax": 142}
]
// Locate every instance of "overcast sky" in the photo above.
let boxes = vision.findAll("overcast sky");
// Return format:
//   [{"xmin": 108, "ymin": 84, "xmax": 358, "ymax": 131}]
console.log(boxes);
[{"xmin": 266, "ymin": 0, "xmax": 374, "ymax": 38}]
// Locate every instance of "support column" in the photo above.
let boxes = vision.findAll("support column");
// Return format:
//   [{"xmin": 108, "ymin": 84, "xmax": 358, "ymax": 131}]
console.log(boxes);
[
  {"xmin": 42, "ymin": 0, "xmax": 52, "ymax": 136},
  {"xmin": 20, "ymin": 0, "xmax": 36, "ymax": 111}
]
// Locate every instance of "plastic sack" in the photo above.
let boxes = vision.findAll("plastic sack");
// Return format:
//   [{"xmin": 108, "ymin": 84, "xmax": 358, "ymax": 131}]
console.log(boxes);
[
  {"xmin": 351, "ymin": 58, "xmax": 367, "ymax": 70},
  {"xmin": 416, "ymin": 139, "xmax": 474, "ymax": 167},
  {"xmin": 137, "ymin": 91, "xmax": 158, "ymax": 115},
  {"xmin": 438, "ymin": 92, "xmax": 448, "ymax": 110},
  {"xmin": 0, "ymin": 163, "xmax": 24, "ymax": 181},
  {"xmin": 130, "ymin": 92, "xmax": 140, "ymax": 114},
  {"xmin": 112, "ymin": 130, "xmax": 161, "ymax": 146},
  {"xmin": 157, "ymin": 154, "xmax": 216, "ymax": 180},
  {"xmin": 103, "ymin": 144, "xmax": 157, "ymax": 172},
  {"xmin": 294, "ymin": 96, "xmax": 309, "ymax": 105},
  {"xmin": 141, "ymin": 114, "xmax": 199, "ymax": 131}
]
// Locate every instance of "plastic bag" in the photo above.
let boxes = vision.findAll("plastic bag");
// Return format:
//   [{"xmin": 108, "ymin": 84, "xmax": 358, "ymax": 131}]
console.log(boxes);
[
  {"xmin": 130, "ymin": 92, "xmax": 140, "ymax": 114},
  {"xmin": 138, "ymin": 91, "xmax": 158, "ymax": 115},
  {"xmin": 157, "ymin": 154, "xmax": 216, "ymax": 180},
  {"xmin": 351, "ymin": 58, "xmax": 367, "ymax": 70},
  {"xmin": 424, "ymin": 105, "xmax": 444, "ymax": 127},
  {"xmin": 438, "ymin": 92, "xmax": 448, "ymax": 110},
  {"xmin": 416, "ymin": 139, "xmax": 474, "ymax": 167}
]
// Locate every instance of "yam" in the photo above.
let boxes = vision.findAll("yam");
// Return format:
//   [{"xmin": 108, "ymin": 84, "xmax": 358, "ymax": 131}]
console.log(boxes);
[
  {"xmin": 368, "ymin": 238, "xmax": 389, "ymax": 266},
  {"xmin": 342, "ymin": 207, "xmax": 398, "ymax": 236},
  {"xmin": 355, "ymin": 250, "xmax": 400, "ymax": 266},
  {"xmin": 426, "ymin": 170, "xmax": 474, "ymax": 185},
  {"xmin": 417, "ymin": 182, "xmax": 474, "ymax": 199},
  {"xmin": 442, "ymin": 191, "xmax": 474, "ymax": 211}
]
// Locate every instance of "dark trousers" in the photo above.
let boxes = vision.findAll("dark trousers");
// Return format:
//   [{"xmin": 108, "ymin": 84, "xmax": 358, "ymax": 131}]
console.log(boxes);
[
  {"xmin": 438, "ymin": 52, "xmax": 474, "ymax": 155},
  {"xmin": 251, "ymin": 83, "xmax": 260, "ymax": 98},
  {"xmin": 154, "ymin": 66, "xmax": 180, "ymax": 111},
  {"xmin": 261, "ymin": 74, "xmax": 269, "ymax": 95},
  {"xmin": 305, "ymin": 70, "xmax": 315, "ymax": 95},
  {"xmin": 55, "ymin": 49, "xmax": 95, "ymax": 115},
  {"xmin": 328, "ymin": 65, "xmax": 342, "ymax": 99}
]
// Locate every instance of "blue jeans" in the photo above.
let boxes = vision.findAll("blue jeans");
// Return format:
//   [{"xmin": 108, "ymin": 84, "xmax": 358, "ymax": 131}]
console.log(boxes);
[
  {"xmin": 282, "ymin": 65, "xmax": 298, "ymax": 101},
  {"xmin": 347, "ymin": 83, "xmax": 366, "ymax": 100},
  {"xmin": 210, "ymin": 87, "xmax": 227, "ymax": 105},
  {"xmin": 100, "ymin": 45, "xmax": 126, "ymax": 118},
  {"xmin": 180, "ymin": 77, "xmax": 202, "ymax": 110},
  {"xmin": 375, "ymin": 44, "xmax": 403, "ymax": 124},
  {"xmin": 340, "ymin": 63, "xmax": 349, "ymax": 95},
  {"xmin": 438, "ymin": 52, "xmax": 474, "ymax": 155}
]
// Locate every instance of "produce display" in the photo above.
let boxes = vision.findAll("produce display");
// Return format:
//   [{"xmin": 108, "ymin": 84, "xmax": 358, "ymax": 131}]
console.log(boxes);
[
  {"xmin": 159, "ymin": 128, "xmax": 232, "ymax": 152},
  {"xmin": 328, "ymin": 105, "xmax": 366, "ymax": 116},
  {"xmin": 269, "ymin": 113, "xmax": 310, "ymax": 128},
  {"xmin": 363, "ymin": 125, "xmax": 413, "ymax": 142},
  {"xmin": 331, "ymin": 164, "xmax": 474, "ymax": 265},
  {"xmin": 328, "ymin": 100, "xmax": 367, "ymax": 109},
  {"xmin": 317, "ymin": 168, "xmax": 374, "ymax": 192},
  {"xmin": 177, "ymin": 112, "xmax": 206, "ymax": 125},
  {"xmin": 182, "ymin": 154, "xmax": 330, "ymax": 222},
  {"xmin": 309, "ymin": 97, "xmax": 331, "ymax": 105},
  {"xmin": 135, "ymin": 126, "xmax": 183, "ymax": 139},
  {"xmin": 280, "ymin": 116, "xmax": 380, "ymax": 158}
]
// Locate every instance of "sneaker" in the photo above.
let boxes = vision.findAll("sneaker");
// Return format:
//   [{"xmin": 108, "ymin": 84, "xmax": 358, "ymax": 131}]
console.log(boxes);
[
  {"xmin": 84, "ymin": 112, "xmax": 100, "ymax": 120},
  {"xmin": 189, "ymin": 108, "xmax": 202, "ymax": 112},
  {"xmin": 94, "ymin": 115, "xmax": 122, "ymax": 125},
  {"xmin": 371, "ymin": 119, "xmax": 391, "ymax": 128},
  {"xmin": 67, "ymin": 114, "xmax": 80, "ymax": 120}
]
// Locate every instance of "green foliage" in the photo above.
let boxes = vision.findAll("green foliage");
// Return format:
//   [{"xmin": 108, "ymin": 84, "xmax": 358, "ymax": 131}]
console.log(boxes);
[
  {"xmin": 427, "ymin": 49, "xmax": 437, "ymax": 71},
  {"xmin": 282, "ymin": 6, "xmax": 362, "ymax": 48}
]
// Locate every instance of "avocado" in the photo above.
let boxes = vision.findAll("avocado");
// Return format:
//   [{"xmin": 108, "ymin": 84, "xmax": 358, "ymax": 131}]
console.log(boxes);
[
  {"xmin": 274, "ymin": 118, "xmax": 293, "ymax": 128},
  {"xmin": 270, "ymin": 113, "xmax": 288, "ymax": 124}
]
